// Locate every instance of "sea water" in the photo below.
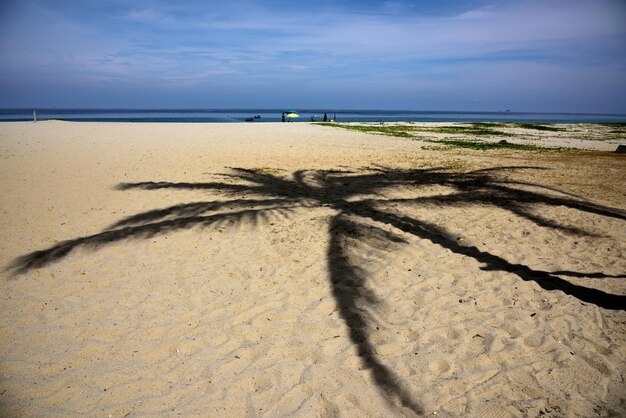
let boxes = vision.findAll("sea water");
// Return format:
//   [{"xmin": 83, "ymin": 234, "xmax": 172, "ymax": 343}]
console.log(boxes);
[{"xmin": 1, "ymin": 108, "xmax": 625, "ymax": 123}]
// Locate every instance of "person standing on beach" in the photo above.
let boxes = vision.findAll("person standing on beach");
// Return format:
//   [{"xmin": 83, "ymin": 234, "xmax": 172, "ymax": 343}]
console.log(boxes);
[
  {"xmin": 323, "ymin": 112, "xmax": 327, "ymax": 122},
  {"xmin": 282, "ymin": 112, "xmax": 285, "ymax": 122}
]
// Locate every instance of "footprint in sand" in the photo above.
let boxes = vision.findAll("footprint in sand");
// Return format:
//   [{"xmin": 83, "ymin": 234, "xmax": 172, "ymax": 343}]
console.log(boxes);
[
  {"xmin": 523, "ymin": 332, "xmax": 544, "ymax": 348},
  {"xmin": 445, "ymin": 328, "xmax": 462, "ymax": 340},
  {"xmin": 428, "ymin": 359, "xmax": 451, "ymax": 373},
  {"xmin": 580, "ymin": 354, "xmax": 612, "ymax": 376}
]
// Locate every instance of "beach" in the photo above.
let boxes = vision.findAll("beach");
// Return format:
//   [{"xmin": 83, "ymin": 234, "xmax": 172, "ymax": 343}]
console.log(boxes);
[{"xmin": 1, "ymin": 121, "xmax": 625, "ymax": 417}]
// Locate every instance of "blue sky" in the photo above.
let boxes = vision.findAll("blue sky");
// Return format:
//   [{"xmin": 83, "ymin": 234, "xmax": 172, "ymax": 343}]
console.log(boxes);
[{"xmin": 1, "ymin": 0, "xmax": 625, "ymax": 112}]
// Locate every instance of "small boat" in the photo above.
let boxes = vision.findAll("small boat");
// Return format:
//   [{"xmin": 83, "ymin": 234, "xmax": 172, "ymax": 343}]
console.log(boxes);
[
  {"xmin": 253, "ymin": 115, "xmax": 261, "ymax": 119},
  {"xmin": 245, "ymin": 117, "xmax": 254, "ymax": 122}
]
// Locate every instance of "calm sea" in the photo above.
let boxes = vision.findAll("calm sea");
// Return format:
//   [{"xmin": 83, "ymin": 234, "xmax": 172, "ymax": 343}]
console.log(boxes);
[{"xmin": 1, "ymin": 109, "xmax": 625, "ymax": 123}]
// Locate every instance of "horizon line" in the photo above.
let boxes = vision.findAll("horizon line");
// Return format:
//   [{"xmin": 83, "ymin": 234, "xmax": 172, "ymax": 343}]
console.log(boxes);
[{"xmin": 1, "ymin": 108, "xmax": 626, "ymax": 117}]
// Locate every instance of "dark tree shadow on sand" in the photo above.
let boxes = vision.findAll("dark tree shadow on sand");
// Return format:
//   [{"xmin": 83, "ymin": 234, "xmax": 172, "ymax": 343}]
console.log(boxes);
[{"xmin": 8, "ymin": 165, "xmax": 626, "ymax": 415}]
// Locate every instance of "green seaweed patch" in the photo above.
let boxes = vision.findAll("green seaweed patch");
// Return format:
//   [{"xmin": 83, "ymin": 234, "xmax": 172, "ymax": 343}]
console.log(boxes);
[
  {"xmin": 416, "ymin": 125, "xmax": 511, "ymax": 136},
  {"xmin": 421, "ymin": 145, "xmax": 449, "ymax": 151},
  {"xmin": 470, "ymin": 122, "xmax": 566, "ymax": 131},
  {"xmin": 571, "ymin": 123, "xmax": 626, "ymax": 140},
  {"xmin": 324, "ymin": 122, "xmax": 511, "ymax": 138},
  {"xmin": 323, "ymin": 123, "xmax": 415, "ymax": 138},
  {"xmin": 597, "ymin": 123, "xmax": 626, "ymax": 136},
  {"xmin": 423, "ymin": 139, "xmax": 572, "ymax": 152},
  {"xmin": 511, "ymin": 123, "xmax": 566, "ymax": 132},
  {"xmin": 469, "ymin": 122, "xmax": 509, "ymax": 128},
  {"xmin": 598, "ymin": 123, "xmax": 626, "ymax": 128}
]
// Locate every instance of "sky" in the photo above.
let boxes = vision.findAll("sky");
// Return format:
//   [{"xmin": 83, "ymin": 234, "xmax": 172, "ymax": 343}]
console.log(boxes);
[{"xmin": 1, "ymin": 0, "xmax": 625, "ymax": 112}]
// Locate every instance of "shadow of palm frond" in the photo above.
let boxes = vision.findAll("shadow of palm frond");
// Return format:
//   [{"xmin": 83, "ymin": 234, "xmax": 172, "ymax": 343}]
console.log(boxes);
[
  {"xmin": 328, "ymin": 215, "xmax": 423, "ymax": 413},
  {"xmin": 109, "ymin": 198, "xmax": 296, "ymax": 228},
  {"xmin": 7, "ymin": 165, "xmax": 626, "ymax": 414},
  {"xmin": 10, "ymin": 205, "xmax": 298, "ymax": 274}
]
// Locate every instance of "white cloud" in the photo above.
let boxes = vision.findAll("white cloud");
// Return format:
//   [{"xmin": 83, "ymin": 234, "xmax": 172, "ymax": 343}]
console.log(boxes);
[{"xmin": 1, "ymin": 0, "xmax": 625, "ymax": 110}]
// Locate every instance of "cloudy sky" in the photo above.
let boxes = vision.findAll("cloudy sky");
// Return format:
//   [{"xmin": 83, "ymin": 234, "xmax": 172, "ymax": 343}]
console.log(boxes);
[{"xmin": 1, "ymin": 0, "xmax": 625, "ymax": 112}]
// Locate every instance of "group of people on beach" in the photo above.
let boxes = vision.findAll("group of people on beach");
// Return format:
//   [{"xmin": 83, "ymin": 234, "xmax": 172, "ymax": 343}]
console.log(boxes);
[
  {"xmin": 321, "ymin": 113, "xmax": 336, "ymax": 122},
  {"xmin": 281, "ymin": 112, "xmax": 336, "ymax": 122}
]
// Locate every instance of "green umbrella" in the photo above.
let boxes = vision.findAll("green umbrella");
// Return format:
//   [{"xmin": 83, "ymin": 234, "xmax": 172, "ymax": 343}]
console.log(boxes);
[{"xmin": 284, "ymin": 109, "xmax": 298, "ymax": 114}]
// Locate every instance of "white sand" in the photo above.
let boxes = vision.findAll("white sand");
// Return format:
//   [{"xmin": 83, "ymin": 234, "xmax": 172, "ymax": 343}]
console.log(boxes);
[{"xmin": 1, "ymin": 121, "xmax": 625, "ymax": 417}]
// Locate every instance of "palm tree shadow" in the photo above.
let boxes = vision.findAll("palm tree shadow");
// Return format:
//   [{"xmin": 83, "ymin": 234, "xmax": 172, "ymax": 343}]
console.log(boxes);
[{"xmin": 7, "ymin": 165, "xmax": 626, "ymax": 414}]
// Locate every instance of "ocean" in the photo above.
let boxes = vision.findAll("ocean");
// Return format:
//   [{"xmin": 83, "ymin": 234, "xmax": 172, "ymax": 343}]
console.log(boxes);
[{"xmin": 1, "ymin": 108, "xmax": 625, "ymax": 124}]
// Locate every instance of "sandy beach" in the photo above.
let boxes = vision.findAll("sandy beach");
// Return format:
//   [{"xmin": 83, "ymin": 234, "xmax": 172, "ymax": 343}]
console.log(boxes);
[{"xmin": 1, "ymin": 121, "xmax": 625, "ymax": 417}]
